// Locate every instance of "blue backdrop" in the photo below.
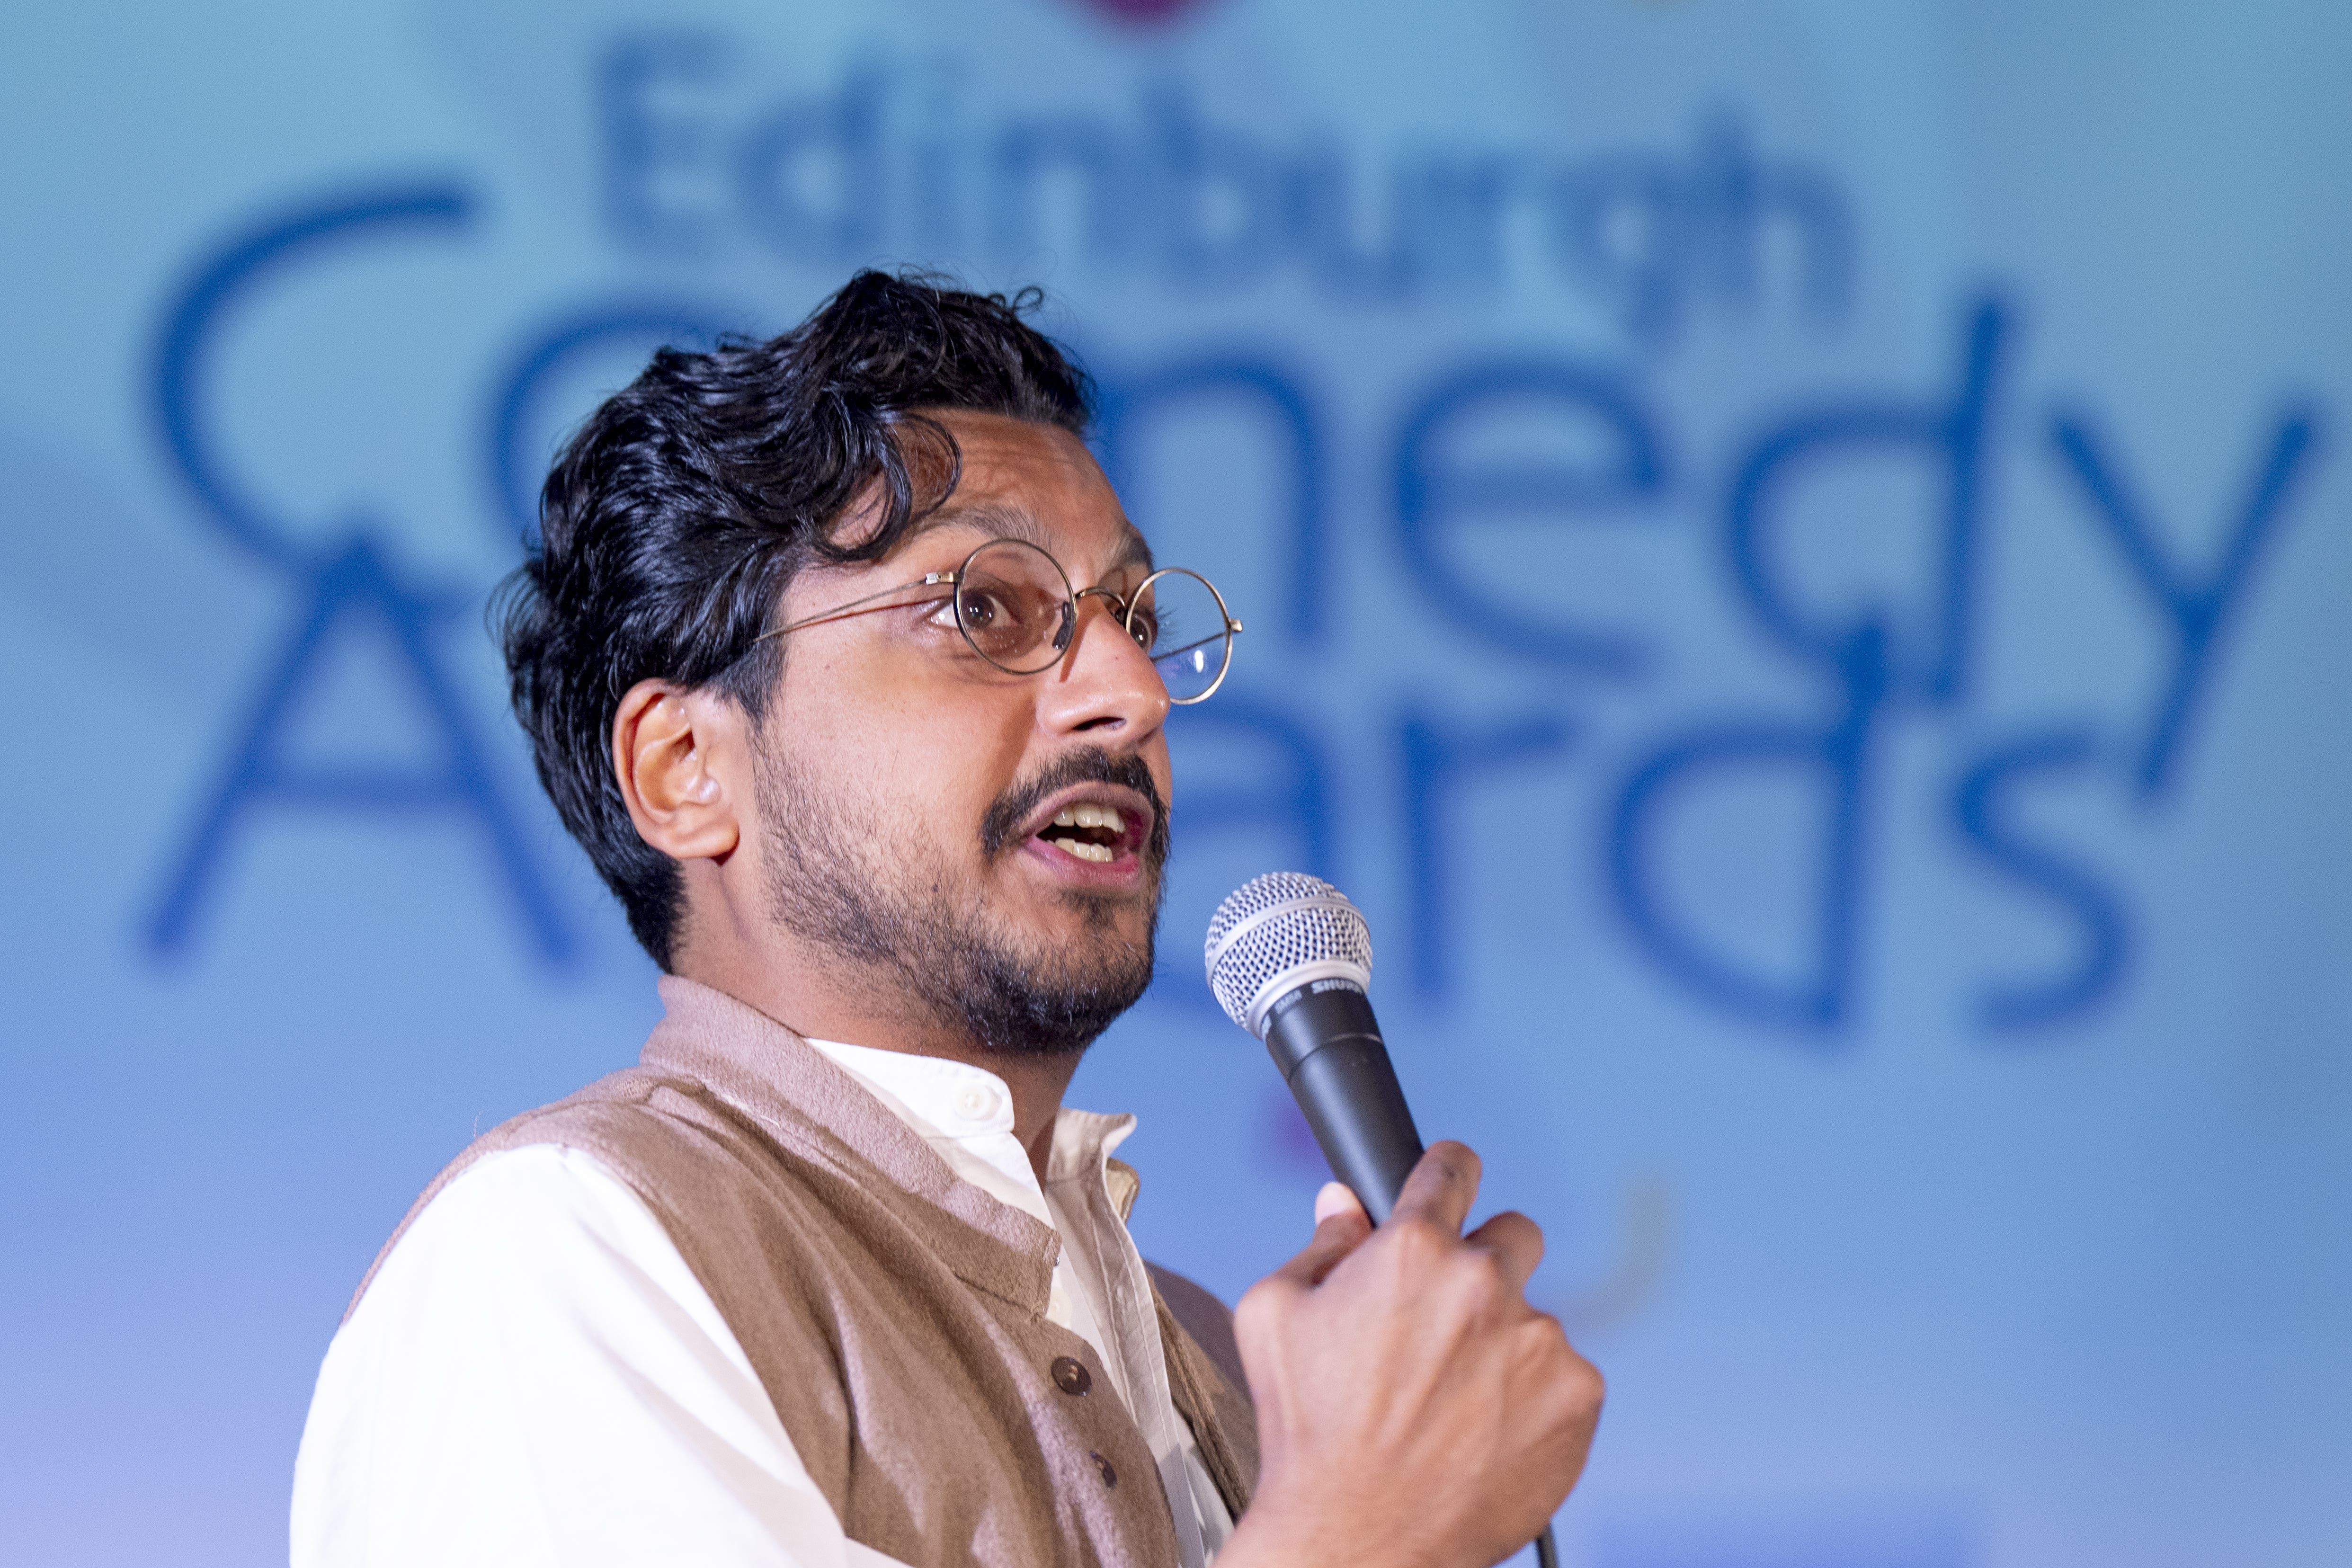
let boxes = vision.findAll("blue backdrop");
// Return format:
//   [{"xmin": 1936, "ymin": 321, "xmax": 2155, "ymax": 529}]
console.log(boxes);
[{"xmin": 3, "ymin": 3, "xmax": 2347, "ymax": 1564}]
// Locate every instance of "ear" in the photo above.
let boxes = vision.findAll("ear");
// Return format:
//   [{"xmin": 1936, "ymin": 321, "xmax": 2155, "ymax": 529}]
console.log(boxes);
[{"xmin": 612, "ymin": 679, "xmax": 743, "ymax": 864}]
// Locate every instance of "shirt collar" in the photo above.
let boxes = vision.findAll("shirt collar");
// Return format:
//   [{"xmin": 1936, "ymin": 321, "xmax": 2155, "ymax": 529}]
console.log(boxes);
[
  {"xmin": 798, "ymin": 1037, "xmax": 1142, "ymax": 1222},
  {"xmin": 803, "ymin": 1036, "xmax": 1022, "ymax": 1140}
]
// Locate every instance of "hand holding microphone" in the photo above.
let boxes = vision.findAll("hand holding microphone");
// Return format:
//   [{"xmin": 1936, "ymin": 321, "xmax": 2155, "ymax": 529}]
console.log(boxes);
[{"xmin": 1206, "ymin": 875, "xmax": 1603, "ymax": 1568}]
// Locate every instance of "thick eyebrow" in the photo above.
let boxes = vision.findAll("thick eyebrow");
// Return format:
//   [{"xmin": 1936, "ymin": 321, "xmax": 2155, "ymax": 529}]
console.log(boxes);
[{"xmin": 911, "ymin": 499, "xmax": 1156, "ymax": 579}]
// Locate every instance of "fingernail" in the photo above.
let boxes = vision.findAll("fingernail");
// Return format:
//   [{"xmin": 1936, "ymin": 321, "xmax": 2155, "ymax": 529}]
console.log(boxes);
[{"xmin": 1313, "ymin": 1181, "xmax": 1360, "ymax": 1223}]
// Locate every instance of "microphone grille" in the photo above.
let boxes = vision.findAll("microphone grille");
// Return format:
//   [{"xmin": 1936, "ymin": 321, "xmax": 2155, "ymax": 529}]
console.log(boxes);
[{"xmin": 1203, "ymin": 872, "xmax": 1374, "ymax": 1032}]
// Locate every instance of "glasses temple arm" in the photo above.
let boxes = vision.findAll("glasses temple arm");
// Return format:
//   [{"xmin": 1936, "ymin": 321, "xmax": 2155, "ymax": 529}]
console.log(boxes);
[{"xmin": 757, "ymin": 572, "xmax": 957, "ymax": 644}]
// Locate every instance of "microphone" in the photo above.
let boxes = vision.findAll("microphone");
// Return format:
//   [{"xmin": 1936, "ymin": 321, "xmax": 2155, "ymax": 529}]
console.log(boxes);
[
  {"xmin": 1204, "ymin": 873, "xmax": 1565, "ymax": 1568},
  {"xmin": 1204, "ymin": 873, "xmax": 1424, "ymax": 1224}
]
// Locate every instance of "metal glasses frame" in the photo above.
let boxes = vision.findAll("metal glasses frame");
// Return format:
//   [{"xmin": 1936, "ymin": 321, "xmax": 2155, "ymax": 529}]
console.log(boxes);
[{"xmin": 757, "ymin": 535, "xmax": 1244, "ymax": 704}]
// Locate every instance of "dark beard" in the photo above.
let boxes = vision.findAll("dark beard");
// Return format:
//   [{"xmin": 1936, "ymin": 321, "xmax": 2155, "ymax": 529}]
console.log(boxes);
[{"xmin": 756, "ymin": 743, "xmax": 1166, "ymax": 1058}]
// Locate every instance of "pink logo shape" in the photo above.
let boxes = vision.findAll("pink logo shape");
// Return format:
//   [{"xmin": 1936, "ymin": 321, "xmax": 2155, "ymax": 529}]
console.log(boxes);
[{"xmin": 1073, "ymin": 0, "xmax": 1217, "ymax": 26}]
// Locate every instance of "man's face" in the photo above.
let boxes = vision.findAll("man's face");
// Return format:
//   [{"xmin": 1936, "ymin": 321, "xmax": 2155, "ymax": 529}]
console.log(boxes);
[{"xmin": 748, "ymin": 410, "xmax": 1175, "ymax": 1056}]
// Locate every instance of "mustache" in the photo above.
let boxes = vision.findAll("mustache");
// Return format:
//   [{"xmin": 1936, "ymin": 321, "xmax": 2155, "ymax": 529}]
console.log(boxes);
[{"xmin": 980, "ymin": 748, "xmax": 1168, "ymax": 864}]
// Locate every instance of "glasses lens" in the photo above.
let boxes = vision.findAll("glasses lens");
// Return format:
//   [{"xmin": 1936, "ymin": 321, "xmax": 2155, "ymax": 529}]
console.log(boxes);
[
  {"xmin": 1127, "ymin": 569, "xmax": 1232, "ymax": 703},
  {"xmin": 956, "ymin": 540, "xmax": 1074, "ymax": 674}
]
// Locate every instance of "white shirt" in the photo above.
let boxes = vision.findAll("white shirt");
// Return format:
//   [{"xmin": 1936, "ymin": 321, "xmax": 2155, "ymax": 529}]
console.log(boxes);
[{"xmin": 291, "ymin": 1040, "xmax": 1234, "ymax": 1568}]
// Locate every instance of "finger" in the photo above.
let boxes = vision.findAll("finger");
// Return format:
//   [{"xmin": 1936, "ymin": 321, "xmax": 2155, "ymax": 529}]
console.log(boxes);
[
  {"xmin": 1387, "ymin": 1140, "xmax": 1482, "ymax": 1235},
  {"xmin": 1463, "ymin": 1209, "xmax": 1545, "ymax": 1293},
  {"xmin": 1268, "ymin": 1200, "xmax": 1374, "ymax": 1289}
]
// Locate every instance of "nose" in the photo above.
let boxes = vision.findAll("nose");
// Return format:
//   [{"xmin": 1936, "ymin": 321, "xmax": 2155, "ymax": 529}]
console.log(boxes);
[{"xmin": 1034, "ymin": 592, "xmax": 1171, "ymax": 741}]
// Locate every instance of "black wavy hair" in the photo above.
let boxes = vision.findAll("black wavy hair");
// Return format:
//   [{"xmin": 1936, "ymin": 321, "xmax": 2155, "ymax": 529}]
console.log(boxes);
[{"xmin": 497, "ymin": 270, "xmax": 1093, "ymax": 969}]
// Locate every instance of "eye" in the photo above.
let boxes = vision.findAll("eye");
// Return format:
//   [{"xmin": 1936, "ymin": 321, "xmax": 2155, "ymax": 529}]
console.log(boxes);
[
  {"xmin": 956, "ymin": 586, "xmax": 1002, "ymax": 628},
  {"xmin": 1127, "ymin": 611, "xmax": 1158, "ymax": 651}
]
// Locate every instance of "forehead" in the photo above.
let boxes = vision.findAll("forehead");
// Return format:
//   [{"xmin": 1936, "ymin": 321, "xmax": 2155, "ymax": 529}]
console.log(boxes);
[{"xmin": 903, "ymin": 410, "xmax": 1152, "ymax": 572}]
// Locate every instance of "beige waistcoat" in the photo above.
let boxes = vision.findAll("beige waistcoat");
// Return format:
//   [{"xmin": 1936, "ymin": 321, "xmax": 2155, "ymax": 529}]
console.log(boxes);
[{"xmin": 348, "ymin": 977, "xmax": 1258, "ymax": 1568}]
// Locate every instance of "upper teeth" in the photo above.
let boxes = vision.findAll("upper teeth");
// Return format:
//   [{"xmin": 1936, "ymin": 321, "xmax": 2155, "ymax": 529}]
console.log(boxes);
[{"xmin": 1051, "ymin": 802, "xmax": 1125, "ymax": 833}]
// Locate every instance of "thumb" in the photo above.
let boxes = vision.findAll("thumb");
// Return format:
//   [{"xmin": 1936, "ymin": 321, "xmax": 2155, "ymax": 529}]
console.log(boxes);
[
  {"xmin": 1313, "ymin": 1180, "xmax": 1366, "ymax": 1227},
  {"xmin": 1270, "ymin": 1182, "xmax": 1372, "ymax": 1289}
]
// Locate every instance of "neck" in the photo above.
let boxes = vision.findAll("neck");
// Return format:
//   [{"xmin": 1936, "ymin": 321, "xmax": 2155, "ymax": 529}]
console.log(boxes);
[{"xmin": 672, "ymin": 933, "xmax": 1084, "ymax": 1188}]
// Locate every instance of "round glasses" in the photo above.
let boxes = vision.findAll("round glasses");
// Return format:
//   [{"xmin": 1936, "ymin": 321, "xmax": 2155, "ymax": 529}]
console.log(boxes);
[{"xmin": 763, "ymin": 537, "xmax": 1243, "ymax": 704}]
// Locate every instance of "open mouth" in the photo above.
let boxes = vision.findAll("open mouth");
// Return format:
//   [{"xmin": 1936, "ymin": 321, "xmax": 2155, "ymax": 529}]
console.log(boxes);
[
  {"xmin": 990, "ymin": 762, "xmax": 1161, "ymax": 881},
  {"xmin": 1033, "ymin": 800, "xmax": 1135, "ymax": 864}
]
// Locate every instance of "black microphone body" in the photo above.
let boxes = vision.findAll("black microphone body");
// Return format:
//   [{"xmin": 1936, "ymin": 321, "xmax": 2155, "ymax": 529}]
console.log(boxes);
[{"xmin": 1262, "ymin": 979, "xmax": 1424, "ymax": 1224}]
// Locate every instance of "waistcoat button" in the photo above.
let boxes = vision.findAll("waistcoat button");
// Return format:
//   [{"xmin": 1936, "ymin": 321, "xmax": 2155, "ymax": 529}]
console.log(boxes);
[
  {"xmin": 1089, "ymin": 1450, "xmax": 1117, "ymax": 1488},
  {"xmin": 1051, "ymin": 1356, "xmax": 1093, "ymax": 1396}
]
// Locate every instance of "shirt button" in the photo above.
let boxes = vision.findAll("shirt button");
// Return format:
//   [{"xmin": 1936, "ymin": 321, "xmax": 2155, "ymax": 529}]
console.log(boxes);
[
  {"xmin": 1051, "ymin": 1356, "xmax": 1092, "ymax": 1396},
  {"xmin": 953, "ymin": 1084, "xmax": 997, "ymax": 1122},
  {"xmin": 1089, "ymin": 1450, "xmax": 1116, "ymax": 1489}
]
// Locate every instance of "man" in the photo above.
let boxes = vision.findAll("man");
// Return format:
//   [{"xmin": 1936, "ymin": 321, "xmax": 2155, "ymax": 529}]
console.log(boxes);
[{"xmin": 292, "ymin": 272, "xmax": 1602, "ymax": 1568}]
